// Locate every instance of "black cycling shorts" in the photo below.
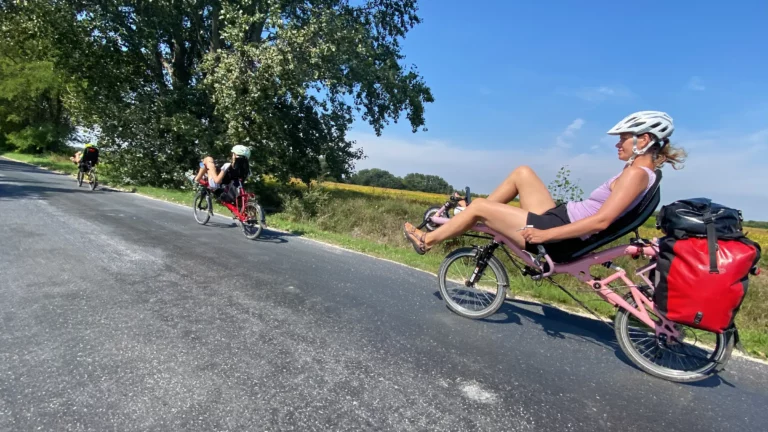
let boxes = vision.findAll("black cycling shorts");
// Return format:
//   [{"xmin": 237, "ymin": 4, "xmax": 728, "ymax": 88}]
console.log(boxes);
[{"xmin": 524, "ymin": 204, "xmax": 589, "ymax": 262}]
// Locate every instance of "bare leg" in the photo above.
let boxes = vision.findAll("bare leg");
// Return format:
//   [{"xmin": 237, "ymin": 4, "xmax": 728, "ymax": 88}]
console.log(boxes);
[
  {"xmin": 193, "ymin": 165, "xmax": 206, "ymax": 182},
  {"xmin": 405, "ymin": 166, "xmax": 559, "ymax": 254},
  {"xmin": 200, "ymin": 157, "xmax": 220, "ymax": 184},
  {"xmin": 405, "ymin": 198, "xmax": 531, "ymax": 253},
  {"xmin": 486, "ymin": 166, "xmax": 556, "ymax": 214},
  {"xmin": 453, "ymin": 166, "xmax": 555, "ymax": 215}
]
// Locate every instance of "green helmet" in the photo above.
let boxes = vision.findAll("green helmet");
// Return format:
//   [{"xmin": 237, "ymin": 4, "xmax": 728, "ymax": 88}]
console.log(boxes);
[{"xmin": 231, "ymin": 144, "xmax": 251, "ymax": 158}]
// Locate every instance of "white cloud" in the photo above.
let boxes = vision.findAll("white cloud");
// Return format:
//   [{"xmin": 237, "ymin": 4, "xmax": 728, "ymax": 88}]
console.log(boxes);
[
  {"xmin": 687, "ymin": 76, "xmax": 706, "ymax": 91},
  {"xmin": 561, "ymin": 85, "xmax": 634, "ymax": 102},
  {"xmin": 479, "ymin": 86, "xmax": 492, "ymax": 95},
  {"xmin": 555, "ymin": 118, "xmax": 585, "ymax": 148},
  {"xmin": 564, "ymin": 118, "xmax": 585, "ymax": 134},
  {"xmin": 349, "ymin": 127, "xmax": 768, "ymax": 220}
]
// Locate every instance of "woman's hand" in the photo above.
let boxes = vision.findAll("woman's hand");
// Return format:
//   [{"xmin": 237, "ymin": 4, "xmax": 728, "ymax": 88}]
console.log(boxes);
[{"xmin": 520, "ymin": 227, "xmax": 552, "ymax": 245}]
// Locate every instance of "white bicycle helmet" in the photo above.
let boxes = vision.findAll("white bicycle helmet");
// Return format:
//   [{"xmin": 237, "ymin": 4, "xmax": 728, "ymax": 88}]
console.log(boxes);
[
  {"xmin": 607, "ymin": 111, "xmax": 674, "ymax": 164},
  {"xmin": 231, "ymin": 144, "xmax": 251, "ymax": 159},
  {"xmin": 607, "ymin": 111, "xmax": 674, "ymax": 141}
]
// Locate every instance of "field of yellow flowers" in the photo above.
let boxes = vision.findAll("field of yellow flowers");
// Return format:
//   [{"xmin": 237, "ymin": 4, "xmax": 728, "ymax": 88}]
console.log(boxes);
[
  {"xmin": 321, "ymin": 181, "xmax": 467, "ymax": 205},
  {"xmin": 322, "ymin": 181, "xmax": 514, "ymax": 206}
]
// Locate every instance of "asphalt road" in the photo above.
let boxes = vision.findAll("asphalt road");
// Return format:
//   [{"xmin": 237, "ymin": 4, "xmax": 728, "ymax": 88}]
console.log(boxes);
[{"xmin": 1, "ymin": 157, "xmax": 768, "ymax": 432}]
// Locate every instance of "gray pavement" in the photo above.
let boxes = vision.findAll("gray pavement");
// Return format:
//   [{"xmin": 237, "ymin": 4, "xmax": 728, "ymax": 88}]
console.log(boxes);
[{"xmin": 1, "ymin": 157, "xmax": 768, "ymax": 431}]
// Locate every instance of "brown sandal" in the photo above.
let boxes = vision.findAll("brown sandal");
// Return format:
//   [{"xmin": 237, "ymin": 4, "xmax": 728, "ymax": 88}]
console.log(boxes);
[{"xmin": 403, "ymin": 222, "xmax": 431, "ymax": 255}]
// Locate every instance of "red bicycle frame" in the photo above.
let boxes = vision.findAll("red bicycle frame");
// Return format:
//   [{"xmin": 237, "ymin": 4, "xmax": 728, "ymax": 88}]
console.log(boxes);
[{"xmin": 198, "ymin": 178, "xmax": 255, "ymax": 222}]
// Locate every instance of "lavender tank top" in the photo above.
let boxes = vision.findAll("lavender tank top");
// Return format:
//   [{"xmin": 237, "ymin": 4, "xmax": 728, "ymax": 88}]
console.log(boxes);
[{"xmin": 566, "ymin": 167, "xmax": 656, "ymax": 238}]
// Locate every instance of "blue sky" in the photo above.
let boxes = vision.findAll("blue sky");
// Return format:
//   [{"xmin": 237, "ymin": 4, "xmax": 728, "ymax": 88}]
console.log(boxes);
[{"xmin": 349, "ymin": 0, "xmax": 768, "ymax": 220}]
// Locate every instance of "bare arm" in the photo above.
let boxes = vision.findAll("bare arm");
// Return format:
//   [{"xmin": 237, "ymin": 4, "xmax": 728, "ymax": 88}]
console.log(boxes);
[
  {"xmin": 522, "ymin": 167, "xmax": 649, "ymax": 243},
  {"xmin": 548, "ymin": 167, "xmax": 648, "ymax": 240},
  {"xmin": 212, "ymin": 163, "xmax": 230, "ymax": 184}
]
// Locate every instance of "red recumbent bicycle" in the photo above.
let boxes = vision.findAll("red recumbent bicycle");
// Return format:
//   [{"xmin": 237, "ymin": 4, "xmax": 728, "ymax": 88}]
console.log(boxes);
[{"xmin": 192, "ymin": 177, "xmax": 265, "ymax": 239}]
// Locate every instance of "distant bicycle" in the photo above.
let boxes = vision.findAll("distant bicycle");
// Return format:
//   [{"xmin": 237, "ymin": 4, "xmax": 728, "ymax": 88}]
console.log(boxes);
[
  {"xmin": 77, "ymin": 161, "xmax": 98, "ymax": 191},
  {"xmin": 192, "ymin": 177, "xmax": 265, "ymax": 239}
]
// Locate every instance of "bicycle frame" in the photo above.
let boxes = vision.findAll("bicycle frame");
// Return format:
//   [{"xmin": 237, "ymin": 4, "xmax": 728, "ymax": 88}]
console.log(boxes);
[
  {"xmin": 428, "ymin": 204, "xmax": 681, "ymax": 341},
  {"xmin": 197, "ymin": 178, "xmax": 255, "ymax": 223},
  {"xmin": 80, "ymin": 161, "xmax": 95, "ymax": 174}
]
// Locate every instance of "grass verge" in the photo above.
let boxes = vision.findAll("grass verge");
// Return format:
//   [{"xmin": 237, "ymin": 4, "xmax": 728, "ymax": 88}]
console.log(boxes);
[{"xmin": 4, "ymin": 150, "xmax": 767, "ymax": 360}]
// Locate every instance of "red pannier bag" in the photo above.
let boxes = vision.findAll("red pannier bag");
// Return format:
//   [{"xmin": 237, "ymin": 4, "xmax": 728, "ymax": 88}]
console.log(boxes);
[{"xmin": 654, "ymin": 198, "xmax": 761, "ymax": 334}]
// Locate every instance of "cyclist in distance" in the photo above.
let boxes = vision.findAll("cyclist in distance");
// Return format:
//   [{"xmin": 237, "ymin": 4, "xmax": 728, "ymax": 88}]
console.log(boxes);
[
  {"xmin": 403, "ymin": 111, "xmax": 687, "ymax": 258},
  {"xmin": 192, "ymin": 145, "xmax": 252, "ymax": 202},
  {"xmin": 70, "ymin": 143, "xmax": 100, "ymax": 171}
]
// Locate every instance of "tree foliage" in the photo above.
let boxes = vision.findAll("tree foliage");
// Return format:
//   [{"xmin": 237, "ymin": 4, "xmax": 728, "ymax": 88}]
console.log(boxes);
[
  {"xmin": 348, "ymin": 168, "xmax": 404, "ymax": 189},
  {"xmin": 0, "ymin": 40, "xmax": 72, "ymax": 152},
  {"xmin": 1, "ymin": 0, "xmax": 433, "ymax": 186},
  {"xmin": 347, "ymin": 168, "xmax": 454, "ymax": 194},
  {"xmin": 402, "ymin": 172, "xmax": 453, "ymax": 194}
]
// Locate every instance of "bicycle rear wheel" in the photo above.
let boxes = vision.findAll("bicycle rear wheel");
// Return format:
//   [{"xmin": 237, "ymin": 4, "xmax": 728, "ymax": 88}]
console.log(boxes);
[
  {"xmin": 193, "ymin": 190, "xmax": 212, "ymax": 225},
  {"xmin": 88, "ymin": 170, "xmax": 97, "ymax": 190},
  {"xmin": 437, "ymin": 247, "xmax": 509, "ymax": 319},
  {"xmin": 614, "ymin": 296, "xmax": 734, "ymax": 383},
  {"xmin": 77, "ymin": 170, "xmax": 83, "ymax": 187},
  {"xmin": 240, "ymin": 201, "xmax": 263, "ymax": 239}
]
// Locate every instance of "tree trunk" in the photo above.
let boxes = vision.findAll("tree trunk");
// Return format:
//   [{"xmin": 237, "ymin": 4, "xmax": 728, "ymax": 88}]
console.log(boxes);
[
  {"xmin": 247, "ymin": 1, "xmax": 269, "ymax": 44},
  {"xmin": 210, "ymin": 3, "xmax": 221, "ymax": 52}
]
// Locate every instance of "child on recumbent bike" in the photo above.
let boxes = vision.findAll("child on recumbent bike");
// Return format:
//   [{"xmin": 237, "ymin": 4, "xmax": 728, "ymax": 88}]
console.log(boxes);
[{"xmin": 191, "ymin": 145, "xmax": 252, "ymax": 203}]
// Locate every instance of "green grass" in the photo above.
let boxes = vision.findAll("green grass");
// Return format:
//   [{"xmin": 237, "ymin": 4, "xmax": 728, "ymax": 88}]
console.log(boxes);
[
  {"xmin": 5, "ymin": 150, "xmax": 768, "ymax": 359},
  {"xmin": 2, "ymin": 151, "xmax": 81, "ymax": 174}
]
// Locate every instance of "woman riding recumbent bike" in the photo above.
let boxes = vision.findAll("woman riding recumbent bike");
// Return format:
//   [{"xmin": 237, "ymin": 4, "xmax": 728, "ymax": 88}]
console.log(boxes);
[
  {"xmin": 404, "ymin": 111, "xmax": 751, "ymax": 383},
  {"xmin": 190, "ymin": 145, "xmax": 265, "ymax": 239},
  {"xmin": 193, "ymin": 145, "xmax": 251, "ymax": 202}
]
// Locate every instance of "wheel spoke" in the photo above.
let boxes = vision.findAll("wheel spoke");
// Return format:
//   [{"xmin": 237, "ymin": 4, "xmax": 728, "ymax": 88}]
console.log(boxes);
[
  {"xmin": 616, "ymin": 297, "xmax": 729, "ymax": 382},
  {"xmin": 438, "ymin": 249, "xmax": 507, "ymax": 319}
]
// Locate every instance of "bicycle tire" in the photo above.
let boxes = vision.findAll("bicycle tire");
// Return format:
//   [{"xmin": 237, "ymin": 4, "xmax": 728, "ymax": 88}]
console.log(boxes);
[
  {"xmin": 423, "ymin": 206, "xmax": 449, "ymax": 232},
  {"xmin": 614, "ymin": 295, "xmax": 734, "ymax": 383},
  {"xmin": 193, "ymin": 190, "xmax": 212, "ymax": 225},
  {"xmin": 77, "ymin": 170, "xmax": 83, "ymax": 187},
  {"xmin": 88, "ymin": 171, "xmax": 97, "ymax": 190},
  {"xmin": 437, "ymin": 247, "xmax": 509, "ymax": 319},
  {"xmin": 240, "ymin": 201, "xmax": 263, "ymax": 239}
]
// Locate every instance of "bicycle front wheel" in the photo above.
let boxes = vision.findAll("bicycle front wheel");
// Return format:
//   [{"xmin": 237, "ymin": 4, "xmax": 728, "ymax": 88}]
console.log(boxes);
[
  {"xmin": 614, "ymin": 296, "xmax": 734, "ymax": 383},
  {"xmin": 193, "ymin": 190, "xmax": 212, "ymax": 225},
  {"xmin": 240, "ymin": 201, "xmax": 263, "ymax": 239},
  {"xmin": 437, "ymin": 247, "xmax": 509, "ymax": 319}
]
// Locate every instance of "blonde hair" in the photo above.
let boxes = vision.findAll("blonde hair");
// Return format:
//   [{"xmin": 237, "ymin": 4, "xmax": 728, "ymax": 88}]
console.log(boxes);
[{"xmin": 653, "ymin": 138, "xmax": 687, "ymax": 170}]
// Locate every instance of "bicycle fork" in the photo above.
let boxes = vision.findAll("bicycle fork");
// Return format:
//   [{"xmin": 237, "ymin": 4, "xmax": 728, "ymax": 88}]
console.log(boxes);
[{"xmin": 468, "ymin": 242, "xmax": 501, "ymax": 286}]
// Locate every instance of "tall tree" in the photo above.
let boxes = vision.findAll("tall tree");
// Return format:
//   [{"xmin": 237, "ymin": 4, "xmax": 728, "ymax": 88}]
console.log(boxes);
[
  {"xmin": 0, "ymin": 35, "xmax": 72, "ymax": 152},
  {"xmin": 1, "ymin": 0, "xmax": 433, "ymax": 186},
  {"xmin": 402, "ymin": 172, "xmax": 453, "ymax": 194},
  {"xmin": 348, "ymin": 168, "xmax": 404, "ymax": 189}
]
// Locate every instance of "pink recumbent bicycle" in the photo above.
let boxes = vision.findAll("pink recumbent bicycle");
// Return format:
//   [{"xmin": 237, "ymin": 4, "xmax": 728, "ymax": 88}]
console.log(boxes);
[{"xmin": 420, "ymin": 169, "xmax": 737, "ymax": 383}]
